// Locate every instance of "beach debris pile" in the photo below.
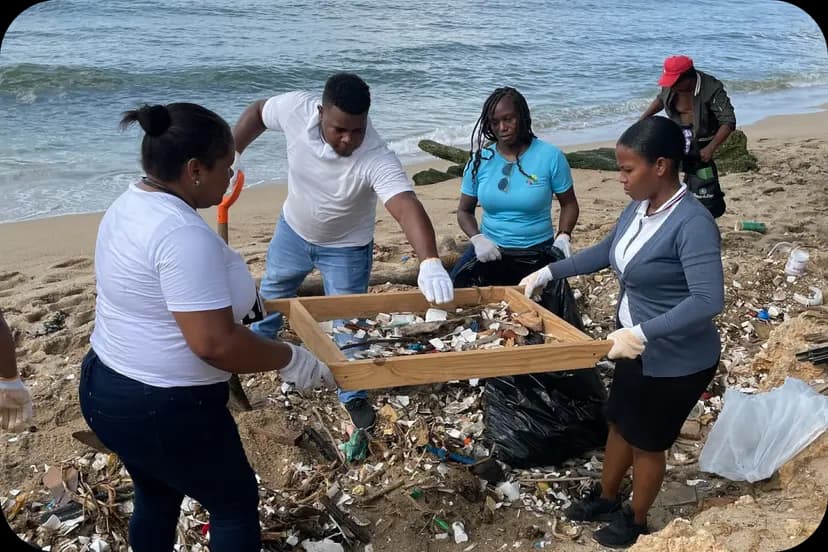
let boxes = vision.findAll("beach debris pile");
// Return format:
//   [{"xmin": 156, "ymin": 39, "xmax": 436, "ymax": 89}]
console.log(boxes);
[
  {"xmin": 3, "ymin": 380, "xmax": 607, "ymax": 551},
  {"xmin": 5, "ymin": 244, "xmax": 824, "ymax": 550},
  {"xmin": 322, "ymin": 301, "xmax": 555, "ymax": 360}
]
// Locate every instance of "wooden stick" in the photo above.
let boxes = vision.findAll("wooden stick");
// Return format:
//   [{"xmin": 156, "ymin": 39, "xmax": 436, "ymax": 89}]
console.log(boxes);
[
  {"xmin": 289, "ymin": 299, "xmax": 347, "ymax": 364},
  {"xmin": 329, "ymin": 340, "xmax": 610, "ymax": 390},
  {"xmin": 265, "ymin": 287, "xmax": 504, "ymax": 321},
  {"xmin": 312, "ymin": 406, "xmax": 345, "ymax": 464},
  {"xmin": 518, "ymin": 475, "xmax": 591, "ymax": 483},
  {"xmin": 319, "ymin": 495, "xmax": 371, "ymax": 543},
  {"xmin": 248, "ymin": 426, "xmax": 304, "ymax": 446},
  {"xmin": 359, "ymin": 479, "xmax": 405, "ymax": 504},
  {"xmin": 504, "ymin": 287, "xmax": 591, "ymax": 342}
]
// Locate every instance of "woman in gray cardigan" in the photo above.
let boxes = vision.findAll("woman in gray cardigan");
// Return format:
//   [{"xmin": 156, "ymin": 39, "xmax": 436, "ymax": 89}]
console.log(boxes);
[{"xmin": 521, "ymin": 116, "xmax": 724, "ymax": 548}]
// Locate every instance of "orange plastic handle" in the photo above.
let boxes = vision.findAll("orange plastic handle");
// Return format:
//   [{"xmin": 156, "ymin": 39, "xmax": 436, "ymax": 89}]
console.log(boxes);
[{"xmin": 217, "ymin": 170, "xmax": 245, "ymax": 224}]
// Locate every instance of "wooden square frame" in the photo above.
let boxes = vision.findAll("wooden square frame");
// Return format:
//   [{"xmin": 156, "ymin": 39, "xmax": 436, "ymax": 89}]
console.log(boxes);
[{"xmin": 264, "ymin": 286, "xmax": 611, "ymax": 391}]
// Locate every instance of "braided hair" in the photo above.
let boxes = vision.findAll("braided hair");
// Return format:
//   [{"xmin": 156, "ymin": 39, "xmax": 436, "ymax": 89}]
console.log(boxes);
[{"xmin": 468, "ymin": 87, "xmax": 536, "ymax": 185}]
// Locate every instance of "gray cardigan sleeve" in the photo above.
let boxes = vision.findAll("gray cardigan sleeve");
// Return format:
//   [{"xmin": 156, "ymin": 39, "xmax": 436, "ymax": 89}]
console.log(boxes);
[
  {"xmin": 547, "ymin": 201, "xmax": 637, "ymax": 278},
  {"xmin": 640, "ymin": 214, "xmax": 724, "ymax": 340}
]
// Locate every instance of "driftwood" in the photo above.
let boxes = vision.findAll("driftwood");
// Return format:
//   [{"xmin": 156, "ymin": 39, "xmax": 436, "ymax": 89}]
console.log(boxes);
[
  {"xmin": 417, "ymin": 138, "xmax": 620, "ymax": 171},
  {"xmin": 446, "ymin": 164, "xmax": 465, "ymax": 177},
  {"xmin": 285, "ymin": 253, "xmax": 459, "ymax": 296},
  {"xmin": 418, "ymin": 139, "xmax": 469, "ymax": 165},
  {"xmin": 416, "ymin": 130, "xmax": 758, "ymax": 175}
]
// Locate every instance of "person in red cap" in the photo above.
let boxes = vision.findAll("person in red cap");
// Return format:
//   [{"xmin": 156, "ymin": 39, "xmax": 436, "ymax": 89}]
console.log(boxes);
[{"xmin": 639, "ymin": 55, "xmax": 736, "ymax": 218}]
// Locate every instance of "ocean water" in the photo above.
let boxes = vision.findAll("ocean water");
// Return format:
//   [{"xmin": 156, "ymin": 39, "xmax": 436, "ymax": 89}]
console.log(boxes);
[{"xmin": 1, "ymin": 0, "xmax": 826, "ymax": 223}]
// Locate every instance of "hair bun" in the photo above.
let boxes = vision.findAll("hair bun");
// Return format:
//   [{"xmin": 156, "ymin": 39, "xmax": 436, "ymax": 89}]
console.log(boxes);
[{"xmin": 137, "ymin": 104, "xmax": 171, "ymax": 137}]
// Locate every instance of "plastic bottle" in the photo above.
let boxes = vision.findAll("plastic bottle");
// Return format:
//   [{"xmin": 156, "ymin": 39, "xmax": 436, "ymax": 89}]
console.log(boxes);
[
  {"xmin": 734, "ymin": 220, "xmax": 766, "ymax": 233},
  {"xmin": 784, "ymin": 247, "xmax": 809, "ymax": 276}
]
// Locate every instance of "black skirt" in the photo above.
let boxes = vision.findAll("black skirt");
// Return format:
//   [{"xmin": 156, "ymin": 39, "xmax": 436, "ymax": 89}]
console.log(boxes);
[{"xmin": 606, "ymin": 356, "xmax": 718, "ymax": 452}]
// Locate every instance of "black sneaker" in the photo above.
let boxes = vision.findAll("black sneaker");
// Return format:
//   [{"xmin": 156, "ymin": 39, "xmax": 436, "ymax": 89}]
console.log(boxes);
[
  {"xmin": 592, "ymin": 507, "xmax": 648, "ymax": 548},
  {"xmin": 344, "ymin": 398, "xmax": 376, "ymax": 429},
  {"xmin": 564, "ymin": 484, "xmax": 622, "ymax": 522}
]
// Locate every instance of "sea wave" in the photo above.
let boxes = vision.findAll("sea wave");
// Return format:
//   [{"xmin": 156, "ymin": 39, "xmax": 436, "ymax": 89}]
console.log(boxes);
[{"xmin": 3, "ymin": 61, "xmax": 827, "ymax": 103}]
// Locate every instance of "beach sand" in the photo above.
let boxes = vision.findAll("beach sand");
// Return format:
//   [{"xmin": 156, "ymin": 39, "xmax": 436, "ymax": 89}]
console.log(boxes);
[{"xmin": 1, "ymin": 109, "xmax": 827, "ymax": 550}]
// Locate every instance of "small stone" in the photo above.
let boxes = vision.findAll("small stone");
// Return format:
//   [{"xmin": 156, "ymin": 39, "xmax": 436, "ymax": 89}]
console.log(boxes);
[{"xmin": 680, "ymin": 419, "xmax": 702, "ymax": 440}]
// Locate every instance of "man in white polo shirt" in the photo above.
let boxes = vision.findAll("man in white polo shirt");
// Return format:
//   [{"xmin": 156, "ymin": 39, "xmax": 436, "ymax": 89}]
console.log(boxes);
[{"xmin": 232, "ymin": 73, "xmax": 453, "ymax": 429}]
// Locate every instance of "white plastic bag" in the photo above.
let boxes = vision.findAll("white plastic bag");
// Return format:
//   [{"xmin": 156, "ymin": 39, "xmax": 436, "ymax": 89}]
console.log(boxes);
[{"xmin": 699, "ymin": 377, "xmax": 828, "ymax": 482}]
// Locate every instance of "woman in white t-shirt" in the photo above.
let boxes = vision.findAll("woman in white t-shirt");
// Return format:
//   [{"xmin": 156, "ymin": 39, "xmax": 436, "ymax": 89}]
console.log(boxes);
[{"xmin": 79, "ymin": 103, "xmax": 333, "ymax": 552}]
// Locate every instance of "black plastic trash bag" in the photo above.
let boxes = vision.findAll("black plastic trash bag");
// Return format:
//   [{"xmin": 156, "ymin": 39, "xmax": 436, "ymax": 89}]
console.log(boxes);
[{"xmin": 452, "ymin": 243, "xmax": 608, "ymax": 468}]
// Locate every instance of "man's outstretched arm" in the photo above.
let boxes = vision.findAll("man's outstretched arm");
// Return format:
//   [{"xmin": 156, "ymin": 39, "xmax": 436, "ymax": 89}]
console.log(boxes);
[
  {"xmin": 233, "ymin": 99, "xmax": 268, "ymax": 154},
  {"xmin": 384, "ymin": 192, "xmax": 453, "ymax": 304},
  {"xmin": 639, "ymin": 97, "xmax": 665, "ymax": 120}
]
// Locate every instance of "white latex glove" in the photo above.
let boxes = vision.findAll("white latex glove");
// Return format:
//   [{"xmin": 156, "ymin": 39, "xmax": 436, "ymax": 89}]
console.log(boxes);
[
  {"xmin": 553, "ymin": 233, "xmax": 572, "ymax": 258},
  {"xmin": 279, "ymin": 344, "xmax": 336, "ymax": 390},
  {"xmin": 0, "ymin": 376, "xmax": 33, "ymax": 432},
  {"xmin": 606, "ymin": 328, "xmax": 646, "ymax": 360},
  {"xmin": 470, "ymin": 234, "xmax": 502, "ymax": 262},
  {"xmin": 417, "ymin": 258, "xmax": 454, "ymax": 304},
  {"xmin": 519, "ymin": 265, "xmax": 553, "ymax": 298},
  {"xmin": 230, "ymin": 151, "xmax": 244, "ymax": 187}
]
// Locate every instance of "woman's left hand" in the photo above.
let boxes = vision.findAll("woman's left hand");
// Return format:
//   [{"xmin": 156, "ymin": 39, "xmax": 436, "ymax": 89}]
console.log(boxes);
[
  {"xmin": 606, "ymin": 328, "xmax": 645, "ymax": 359},
  {"xmin": 553, "ymin": 233, "xmax": 571, "ymax": 258}
]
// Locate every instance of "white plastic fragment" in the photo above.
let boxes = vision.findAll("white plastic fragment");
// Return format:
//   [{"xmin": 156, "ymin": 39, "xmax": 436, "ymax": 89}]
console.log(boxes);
[
  {"xmin": 300, "ymin": 539, "xmax": 345, "ymax": 552},
  {"xmin": 495, "ymin": 481, "xmax": 521, "ymax": 501},
  {"xmin": 425, "ymin": 308, "xmax": 448, "ymax": 322},
  {"xmin": 452, "ymin": 521, "xmax": 469, "ymax": 543},
  {"xmin": 41, "ymin": 515, "xmax": 61, "ymax": 531},
  {"xmin": 395, "ymin": 395, "xmax": 410, "ymax": 407},
  {"xmin": 793, "ymin": 286, "xmax": 823, "ymax": 306},
  {"xmin": 89, "ymin": 539, "xmax": 110, "ymax": 552},
  {"xmin": 429, "ymin": 338, "xmax": 446, "ymax": 351}
]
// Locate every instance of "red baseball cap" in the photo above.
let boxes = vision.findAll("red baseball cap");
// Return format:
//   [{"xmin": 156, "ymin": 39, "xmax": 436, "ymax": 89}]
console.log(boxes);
[{"xmin": 658, "ymin": 55, "xmax": 694, "ymax": 87}]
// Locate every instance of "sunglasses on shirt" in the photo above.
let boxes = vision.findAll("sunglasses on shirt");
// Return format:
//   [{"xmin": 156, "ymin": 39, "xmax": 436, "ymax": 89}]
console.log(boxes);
[{"xmin": 498, "ymin": 162, "xmax": 515, "ymax": 192}]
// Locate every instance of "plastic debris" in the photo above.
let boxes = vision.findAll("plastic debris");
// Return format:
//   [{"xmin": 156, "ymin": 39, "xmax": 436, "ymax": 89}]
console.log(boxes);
[
  {"xmin": 793, "ymin": 286, "xmax": 823, "ymax": 306},
  {"xmin": 452, "ymin": 521, "xmax": 469, "ymax": 543},
  {"xmin": 300, "ymin": 538, "xmax": 346, "ymax": 552},
  {"xmin": 339, "ymin": 429, "xmax": 370, "ymax": 463}
]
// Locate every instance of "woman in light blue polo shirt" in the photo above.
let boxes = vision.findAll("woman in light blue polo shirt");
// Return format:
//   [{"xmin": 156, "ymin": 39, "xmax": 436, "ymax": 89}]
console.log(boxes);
[
  {"xmin": 522, "ymin": 116, "xmax": 724, "ymax": 548},
  {"xmin": 452, "ymin": 87, "xmax": 580, "ymax": 272}
]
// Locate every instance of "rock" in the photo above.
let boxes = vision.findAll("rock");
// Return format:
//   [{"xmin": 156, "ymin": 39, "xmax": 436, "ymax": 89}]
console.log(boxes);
[
  {"xmin": 413, "ymin": 168, "xmax": 454, "ymax": 186},
  {"xmin": 629, "ymin": 518, "xmax": 728, "ymax": 552},
  {"xmin": 660, "ymin": 482, "xmax": 698, "ymax": 507},
  {"xmin": 783, "ymin": 519, "xmax": 804, "ymax": 537},
  {"xmin": 680, "ymin": 419, "xmax": 702, "ymax": 440},
  {"xmin": 564, "ymin": 147, "xmax": 618, "ymax": 171},
  {"xmin": 716, "ymin": 129, "xmax": 758, "ymax": 174}
]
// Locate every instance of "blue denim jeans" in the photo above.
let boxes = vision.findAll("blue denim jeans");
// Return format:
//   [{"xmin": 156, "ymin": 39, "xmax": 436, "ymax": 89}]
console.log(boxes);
[
  {"xmin": 251, "ymin": 215, "xmax": 372, "ymax": 404},
  {"xmin": 78, "ymin": 350, "xmax": 260, "ymax": 552},
  {"xmin": 450, "ymin": 243, "xmax": 479, "ymax": 280}
]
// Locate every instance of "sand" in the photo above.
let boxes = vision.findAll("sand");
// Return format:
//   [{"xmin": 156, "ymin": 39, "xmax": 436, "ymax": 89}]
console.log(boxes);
[{"xmin": 1, "ymin": 108, "xmax": 827, "ymax": 551}]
